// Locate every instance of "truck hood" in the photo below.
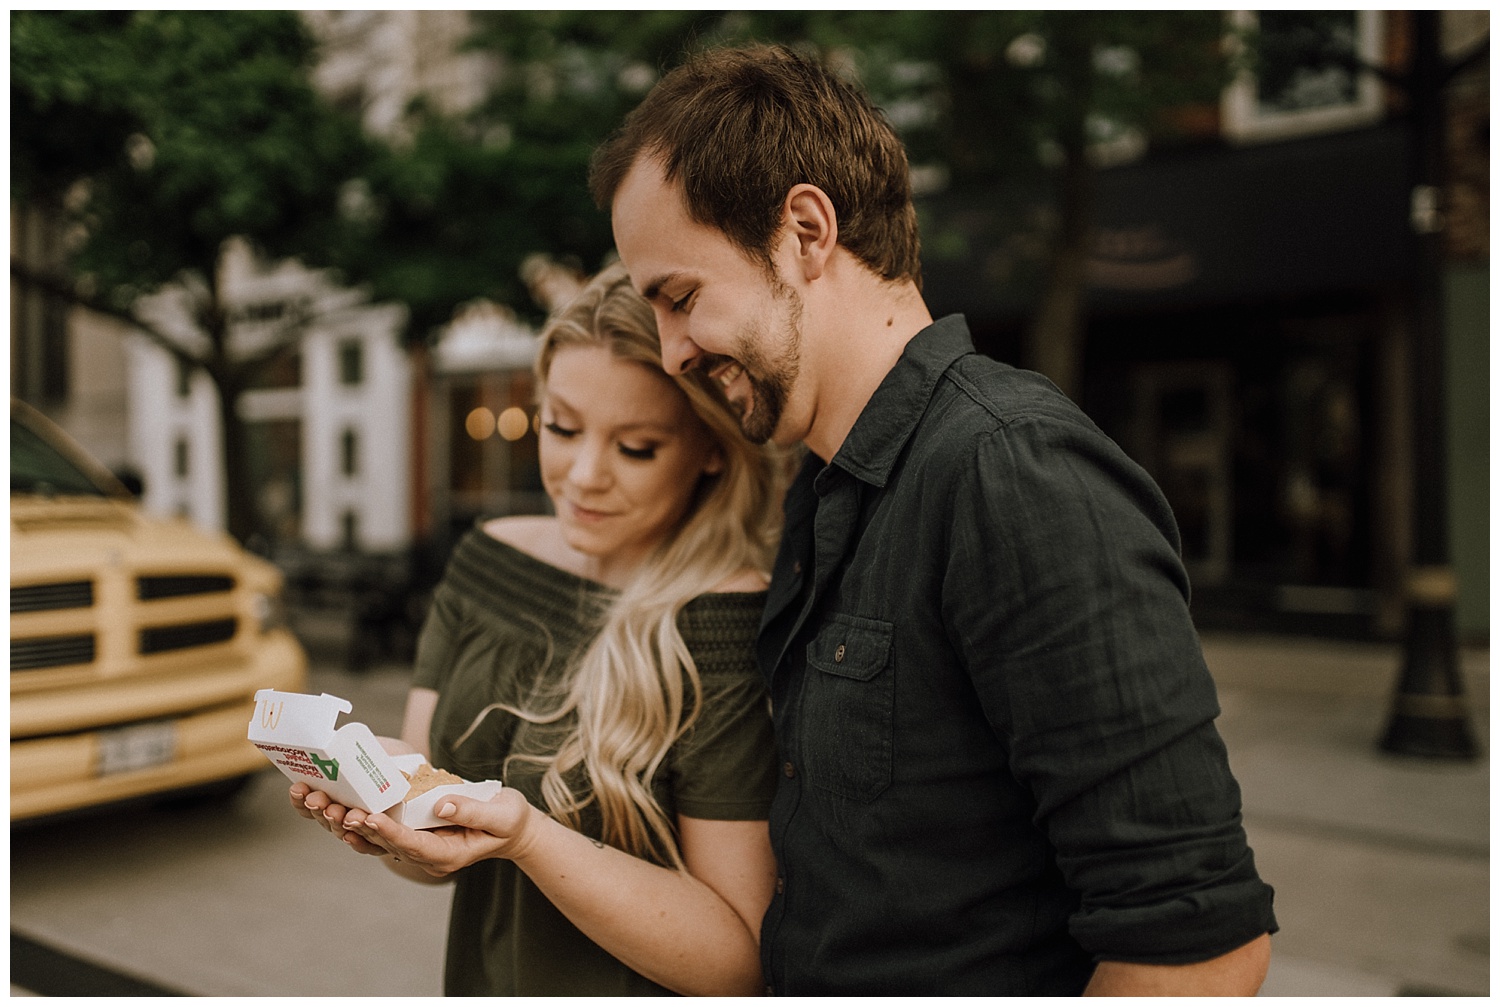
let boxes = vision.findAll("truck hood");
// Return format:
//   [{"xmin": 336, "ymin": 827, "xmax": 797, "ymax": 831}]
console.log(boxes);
[{"xmin": 10, "ymin": 494, "xmax": 283, "ymax": 593}]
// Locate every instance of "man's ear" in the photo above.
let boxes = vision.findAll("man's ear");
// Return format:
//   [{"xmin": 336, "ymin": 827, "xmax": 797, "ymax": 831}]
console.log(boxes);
[{"xmin": 782, "ymin": 184, "xmax": 838, "ymax": 281}]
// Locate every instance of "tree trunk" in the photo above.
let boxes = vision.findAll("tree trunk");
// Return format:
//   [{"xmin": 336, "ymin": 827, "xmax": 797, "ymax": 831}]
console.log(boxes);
[
  {"xmin": 198, "ymin": 273, "xmax": 261, "ymax": 549},
  {"xmin": 1026, "ymin": 140, "xmax": 1096, "ymax": 403},
  {"xmin": 211, "ymin": 367, "xmax": 260, "ymax": 548},
  {"xmin": 1024, "ymin": 18, "xmax": 1098, "ymax": 404}
]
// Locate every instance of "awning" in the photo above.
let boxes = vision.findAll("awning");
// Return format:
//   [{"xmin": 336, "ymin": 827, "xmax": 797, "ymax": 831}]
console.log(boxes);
[{"xmin": 920, "ymin": 121, "xmax": 1415, "ymax": 322}]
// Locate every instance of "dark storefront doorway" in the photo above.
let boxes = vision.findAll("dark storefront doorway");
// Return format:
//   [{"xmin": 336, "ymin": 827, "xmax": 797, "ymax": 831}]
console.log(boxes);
[
  {"xmin": 1082, "ymin": 296, "xmax": 1385, "ymax": 637},
  {"xmin": 926, "ymin": 123, "xmax": 1416, "ymax": 638}
]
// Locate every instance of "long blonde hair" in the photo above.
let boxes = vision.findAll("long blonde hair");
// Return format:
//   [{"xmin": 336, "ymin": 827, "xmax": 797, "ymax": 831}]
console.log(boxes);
[{"xmin": 470, "ymin": 262, "xmax": 783, "ymax": 868}]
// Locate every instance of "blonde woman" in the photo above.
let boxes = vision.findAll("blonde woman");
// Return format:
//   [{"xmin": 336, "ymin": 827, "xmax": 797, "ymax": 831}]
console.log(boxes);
[{"xmin": 290, "ymin": 263, "xmax": 785, "ymax": 996}]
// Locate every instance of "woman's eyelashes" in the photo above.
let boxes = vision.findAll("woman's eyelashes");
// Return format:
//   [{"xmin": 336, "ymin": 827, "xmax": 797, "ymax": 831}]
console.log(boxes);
[
  {"xmin": 617, "ymin": 442, "xmax": 658, "ymax": 461},
  {"xmin": 543, "ymin": 420, "xmax": 658, "ymax": 461}
]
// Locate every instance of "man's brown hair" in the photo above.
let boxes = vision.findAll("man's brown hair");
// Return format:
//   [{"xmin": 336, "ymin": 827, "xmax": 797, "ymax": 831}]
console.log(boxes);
[{"xmin": 590, "ymin": 44, "xmax": 921, "ymax": 287}]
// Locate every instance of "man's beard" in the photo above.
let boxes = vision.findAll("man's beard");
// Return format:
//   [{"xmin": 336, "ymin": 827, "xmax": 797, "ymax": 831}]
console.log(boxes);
[
  {"xmin": 739, "ymin": 367, "xmax": 788, "ymax": 445},
  {"xmin": 729, "ymin": 282, "xmax": 802, "ymax": 445}
]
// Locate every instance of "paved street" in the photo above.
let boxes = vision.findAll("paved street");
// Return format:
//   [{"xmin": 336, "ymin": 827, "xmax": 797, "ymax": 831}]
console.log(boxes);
[
  {"xmin": 1203, "ymin": 635, "xmax": 1489, "ymax": 996},
  {"xmin": 10, "ymin": 636, "xmax": 451, "ymax": 998},
  {"xmin": 9, "ymin": 619, "xmax": 1491, "ymax": 996}
]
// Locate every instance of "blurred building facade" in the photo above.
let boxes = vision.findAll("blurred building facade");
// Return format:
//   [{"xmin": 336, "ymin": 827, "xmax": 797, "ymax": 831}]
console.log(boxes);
[
  {"xmin": 303, "ymin": 10, "xmax": 561, "ymax": 564},
  {"xmin": 924, "ymin": 10, "xmax": 1489, "ymax": 642},
  {"xmin": 122, "ymin": 240, "xmax": 414, "ymax": 554},
  {"xmin": 304, "ymin": 9, "xmax": 496, "ymax": 144},
  {"xmin": 12, "ymin": 11, "xmax": 1487, "ymax": 643},
  {"xmin": 11, "ymin": 11, "xmax": 528, "ymax": 572},
  {"xmin": 12, "ymin": 201, "xmax": 137, "ymax": 475}
]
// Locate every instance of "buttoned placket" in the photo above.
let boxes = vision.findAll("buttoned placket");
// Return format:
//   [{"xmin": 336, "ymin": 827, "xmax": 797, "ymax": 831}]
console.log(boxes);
[
  {"xmin": 763, "ymin": 468, "xmax": 863, "ymax": 785},
  {"xmin": 759, "ymin": 462, "xmax": 867, "ymax": 994},
  {"xmin": 758, "ymin": 321, "xmax": 969, "ymax": 993}
]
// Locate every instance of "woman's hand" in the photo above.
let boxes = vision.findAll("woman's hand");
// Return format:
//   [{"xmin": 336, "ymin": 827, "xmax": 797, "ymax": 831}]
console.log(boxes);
[
  {"xmin": 288, "ymin": 782, "xmax": 390, "ymax": 856},
  {"xmin": 343, "ymin": 788, "xmax": 540, "ymax": 877},
  {"xmin": 286, "ymin": 735, "xmax": 422, "ymax": 858}
]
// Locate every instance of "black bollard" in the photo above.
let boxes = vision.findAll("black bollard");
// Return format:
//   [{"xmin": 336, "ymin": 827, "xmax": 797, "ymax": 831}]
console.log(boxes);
[
  {"xmin": 1379, "ymin": 567, "xmax": 1478, "ymax": 759},
  {"xmin": 1378, "ymin": 14, "xmax": 1482, "ymax": 762}
]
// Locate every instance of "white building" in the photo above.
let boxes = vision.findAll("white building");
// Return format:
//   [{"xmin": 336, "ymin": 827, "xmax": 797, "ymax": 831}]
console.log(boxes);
[
  {"xmin": 16, "ymin": 11, "xmax": 504, "ymax": 558},
  {"xmin": 125, "ymin": 241, "xmax": 413, "ymax": 553}
]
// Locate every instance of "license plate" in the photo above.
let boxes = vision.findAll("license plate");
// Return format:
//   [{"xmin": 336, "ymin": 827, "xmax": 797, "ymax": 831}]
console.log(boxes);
[{"xmin": 97, "ymin": 720, "xmax": 177, "ymax": 776}]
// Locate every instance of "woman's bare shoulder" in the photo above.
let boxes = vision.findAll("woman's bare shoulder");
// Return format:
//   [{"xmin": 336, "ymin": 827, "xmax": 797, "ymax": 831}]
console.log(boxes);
[
  {"xmin": 709, "ymin": 567, "xmax": 770, "ymax": 593},
  {"xmin": 481, "ymin": 515, "xmax": 562, "ymax": 559}
]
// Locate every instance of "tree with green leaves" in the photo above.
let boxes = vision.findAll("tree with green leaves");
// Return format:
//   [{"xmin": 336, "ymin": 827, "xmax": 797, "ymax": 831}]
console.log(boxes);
[
  {"xmin": 377, "ymin": 12, "xmax": 1233, "ymax": 396},
  {"xmin": 11, "ymin": 11, "xmax": 1239, "ymax": 542},
  {"xmin": 12, "ymin": 10, "xmax": 373, "ymax": 544},
  {"xmin": 328, "ymin": 11, "xmax": 727, "ymax": 335},
  {"xmin": 867, "ymin": 11, "xmax": 1234, "ymax": 399}
]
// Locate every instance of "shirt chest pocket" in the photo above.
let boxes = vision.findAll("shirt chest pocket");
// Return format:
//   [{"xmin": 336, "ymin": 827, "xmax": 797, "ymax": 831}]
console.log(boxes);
[{"xmin": 800, "ymin": 614, "xmax": 894, "ymax": 802}]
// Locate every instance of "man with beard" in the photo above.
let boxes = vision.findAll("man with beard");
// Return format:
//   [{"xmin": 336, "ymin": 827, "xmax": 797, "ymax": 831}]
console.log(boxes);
[{"xmin": 590, "ymin": 44, "xmax": 1276, "ymax": 996}]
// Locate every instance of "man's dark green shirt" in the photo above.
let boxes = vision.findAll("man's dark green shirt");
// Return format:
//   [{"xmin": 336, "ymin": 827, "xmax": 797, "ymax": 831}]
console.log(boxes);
[{"xmin": 757, "ymin": 315, "xmax": 1276, "ymax": 995}]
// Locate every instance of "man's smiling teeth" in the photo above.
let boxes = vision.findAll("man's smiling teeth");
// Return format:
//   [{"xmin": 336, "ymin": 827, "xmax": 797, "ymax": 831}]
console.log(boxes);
[{"xmin": 713, "ymin": 362, "xmax": 744, "ymax": 389}]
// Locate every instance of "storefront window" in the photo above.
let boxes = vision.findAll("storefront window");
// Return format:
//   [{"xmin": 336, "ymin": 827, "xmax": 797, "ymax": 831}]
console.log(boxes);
[
  {"xmin": 246, "ymin": 347, "xmax": 302, "ymax": 391},
  {"xmin": 1222, "ymin": 10, "xmax": 1385, "ymax": 143},
  {"xmin": 444, "ymin": 368, "xmax": 545, "ymax": 537},
  {"xmin": 338, "ymin": 338, "xmax": 363, "ymax": 386},
  {"xmin": 245, "ymin": 418, "xmax": 303, "ymax": 546}
]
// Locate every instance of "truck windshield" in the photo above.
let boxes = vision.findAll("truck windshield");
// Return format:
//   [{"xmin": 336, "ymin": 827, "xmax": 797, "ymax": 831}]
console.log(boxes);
[{"xmin": 11, "ymin": 418, "xmax": 110, "ymax": 497}]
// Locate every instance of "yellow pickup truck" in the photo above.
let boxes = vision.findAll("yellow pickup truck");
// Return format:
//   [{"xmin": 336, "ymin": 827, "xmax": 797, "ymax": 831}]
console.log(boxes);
[{"xmin": 10, "ymin": 398, "xmax": 307, "ymax": 821}]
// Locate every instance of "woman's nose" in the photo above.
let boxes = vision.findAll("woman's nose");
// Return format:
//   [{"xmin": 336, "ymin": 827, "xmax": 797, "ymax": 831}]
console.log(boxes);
[{"xmin": 568, "ymin": 439, "xmax": 612, "ymax": 488}]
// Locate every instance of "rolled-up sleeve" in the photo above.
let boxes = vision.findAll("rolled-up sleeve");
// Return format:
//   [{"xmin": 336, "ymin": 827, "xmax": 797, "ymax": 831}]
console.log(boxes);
[{"xmin": 949, "ymin": 410, "xmax": 1277, "ymax": 964}]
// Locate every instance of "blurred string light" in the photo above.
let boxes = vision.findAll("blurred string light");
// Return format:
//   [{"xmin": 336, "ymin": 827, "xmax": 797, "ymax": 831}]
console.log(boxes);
[
  {"xmin": 466, "ymin": 405, "xmax": 535, "ymax": 441},
  {"xmin": 465, "ymin": 406, "xmax": 496, "ymax": 440},
  {"xmin": 496, "ymin": 406, "xmax": 529, "ymax": 441}
]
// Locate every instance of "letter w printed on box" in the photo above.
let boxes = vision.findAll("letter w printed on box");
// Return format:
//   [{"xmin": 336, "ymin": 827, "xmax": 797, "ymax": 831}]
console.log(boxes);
[{"xmin": 247, "ymin": 689, "xmax": 411, "ymax": 812}]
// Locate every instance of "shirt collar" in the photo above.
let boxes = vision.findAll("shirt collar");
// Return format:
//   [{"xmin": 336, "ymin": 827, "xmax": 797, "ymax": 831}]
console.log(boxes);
[{"xmin": 827, "ymin": 314, "xmax": 974, "ymax": 489}]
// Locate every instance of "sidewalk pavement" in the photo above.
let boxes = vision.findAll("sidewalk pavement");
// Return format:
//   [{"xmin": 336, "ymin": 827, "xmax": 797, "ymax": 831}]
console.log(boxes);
[
  {"xmin": 1198, "ymin": 633, "xmax": 1489, "ymax": 997},
  {"xmin": 13, "ymin": 616, "xmax": 1481, "ymax": 997},
  {"xmin": 300, "ymin": 615, "xmax": 1490, "ymax": 997}
]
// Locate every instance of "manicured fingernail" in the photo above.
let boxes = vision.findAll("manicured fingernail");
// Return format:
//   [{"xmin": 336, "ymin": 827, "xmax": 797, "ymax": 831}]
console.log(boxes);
[{"xmin": 438, "ymin": 802, "xmax": 456, "ymax": 818}]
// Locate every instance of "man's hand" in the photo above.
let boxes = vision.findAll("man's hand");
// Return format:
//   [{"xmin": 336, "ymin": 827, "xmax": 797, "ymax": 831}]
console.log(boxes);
[{"xmin": 1086, "ymin": 933, "xmax": 1271, "ymax": 996}]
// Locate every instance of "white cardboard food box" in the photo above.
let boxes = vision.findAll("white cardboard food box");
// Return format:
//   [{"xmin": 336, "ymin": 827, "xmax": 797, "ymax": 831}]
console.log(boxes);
[
  {"xmin": 248, "ymin": 689, "xmax": 503, "ymax": 829},
  {"xmin": 385, "ymin": 751, "xmax": 506, "ymax": 829}
]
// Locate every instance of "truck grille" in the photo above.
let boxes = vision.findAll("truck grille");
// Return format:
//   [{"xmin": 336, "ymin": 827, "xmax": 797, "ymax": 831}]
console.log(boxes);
[
  {"xmin": 139, "ymin": 618, "xmax": 238, "ymax": 655},
  {"xmin": 11, "ymin": 580, "xmax": 94, "ymax": 613},
  {"xmin": 137, "ymin": 575, "xmax": 235, "ymax": 600},
  {"xmin": 12, "ymin": 633, "xmax": 97, "ymax": 670}
]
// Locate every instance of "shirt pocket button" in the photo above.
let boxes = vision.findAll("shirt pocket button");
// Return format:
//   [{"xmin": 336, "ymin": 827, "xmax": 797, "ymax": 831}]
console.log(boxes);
[{"xmin": 834, "ymin": 643, "xmax": 846, "ymax": 662}]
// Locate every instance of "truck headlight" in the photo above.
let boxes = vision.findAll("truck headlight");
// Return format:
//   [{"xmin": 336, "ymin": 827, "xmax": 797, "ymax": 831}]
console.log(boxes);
[{"xmin": 250, "ymin": 591, "xmax": 289, "ymax": 634}]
